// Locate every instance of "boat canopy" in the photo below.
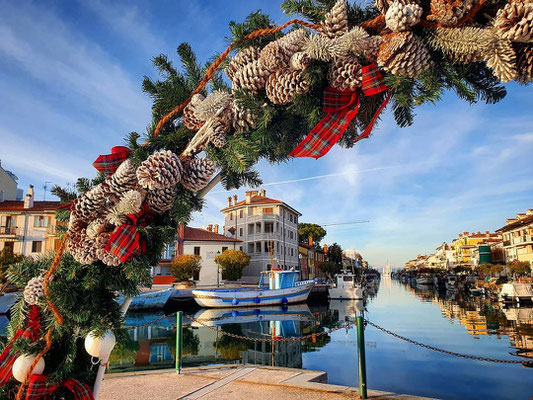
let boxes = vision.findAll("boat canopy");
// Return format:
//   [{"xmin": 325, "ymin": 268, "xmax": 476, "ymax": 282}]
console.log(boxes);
[{"xmin": 259, "ymin": 269, "xmax": 300, "ymax": 290}]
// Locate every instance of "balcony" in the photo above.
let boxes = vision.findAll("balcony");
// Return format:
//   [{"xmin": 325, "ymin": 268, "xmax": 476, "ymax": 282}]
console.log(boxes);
[
  {"xmin": 512, "ymin": 235, "xmax": 533, "ymax": 246},
  {"xmin": 0, "ymin": 226, "xmax": 19, "ymax": 237}
]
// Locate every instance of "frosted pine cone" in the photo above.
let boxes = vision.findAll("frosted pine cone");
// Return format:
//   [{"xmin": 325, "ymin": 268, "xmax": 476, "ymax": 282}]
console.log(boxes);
[
  {"xmin": 232, "ymin": 60, "xmax": 270, "ymax": 94},
  {"xmin": 321, "ymin": 0, "xmax": 349, "ymax": 39},
  {"xmin": 72, "ymin": 183, "xmax": 107, "ymax": 220},
  {"xmin": 210, "ymin": 131, "xmax": 227, "ymax": 148},
  {"xmin": 194, "ymin": 91, "xmax": 232, "ymax": 121},
  {"xmin": 183, "ymin": 94, "xmax": 205, "ymax": 130},
  {"xmin": 327, "ymin": 56, "xmax": 362, "ymax": 91},
  {"xmin": 226, "ymin": 47, "xmax": 261, "ymax": 81},
  {"xmin": 378, "ymin": 32, "xmax": 433, "ymax": 78},
  {"xmin": 289, "ymin": 52, "xmax": 311, "ymax": 70},
  {"xmin": 106, "ymin": 190, "xmax": 145, "ymax": 225},
  {"xmin": 427, "ymin": 0, "xmax": 476, "ymax": 26},
  {"xmin": 146, "ymin": 186, "xmax": 177, "ymax": 214},
  {"xmin": 303, "ymin": 34, "xmax": 348, "ymax": 62},
  {"xmin": 265, "ymin": 69, "xmax": 310, "ymax": 105},
  {"xmin": 364, "ymin": 36, "xmax": 384, "ymax": 62},
  {"xmin": 515, "ymin": 43, "xmax": 533, "ymax": 82},
  {"xmin": 136, "ymin": 150, "xmax": 183, "ymax": 190},
  {"xmin": 100, "ymin": 251, "xmax": 122, "ymax": 267},
  {"xmin": 70, "ymin": 230, "xmax": 98, "ymax": 265},
  {"xmin": 181, "ymin": 157, "xmax": 217, "ymax": 192},
  {"xmin": 494, "ymin": 2, "xmax": 533, "ymax": 43},
  {"xmin": 108, "ymin": 159, "xmax": 137, "ymax": 196},
  {"xmin": 232, "ymin": 101, "xmax": 256, "ymax": 133},
  {"xmin": 24, "ymin": 276, "xmax": 45, "ymax": 305},
  {"xmin": 86, "ymin": 218, "xmax": 107, "ymax": 239},
  {"xmin": 259, "ymin": 29, "xmax": 308, "ymax": 71},
  {"xmin": 385, "ymin": 1, "xmax": 423, "ymax": 31}
]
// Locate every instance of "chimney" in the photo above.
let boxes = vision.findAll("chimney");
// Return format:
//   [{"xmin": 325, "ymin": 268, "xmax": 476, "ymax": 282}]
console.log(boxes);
[
  {"xmin": 227, "ymin": 196, "xmax": 232, "ymax": 207},
  {"xmin": 245, "ymin": 191, "xmax": 252, "ymax": 204},
  {"xmin": 308, "ymin": 234, "xmax": 313, "ymax": 247},
  {"xmin": 323, "ymin": 244, "xmax": 328, "ymax": 255},
  {"xmin": 207, "ymin": 224, "xmax": 213, "ymax": 232},
  {"xmin": 232, "ymin": 194, "xmax": 238, "ymax": 205},
  {"xmin": 214, "ymin": 224, "xmax": 219, "ymax": 234},
  {"xmin": 260, "ymin": 188, "xmax": 266, "ymax": 197},
  {"xmin": 24, "ymin": 185, "xmax": 34, "ymax": 209}
]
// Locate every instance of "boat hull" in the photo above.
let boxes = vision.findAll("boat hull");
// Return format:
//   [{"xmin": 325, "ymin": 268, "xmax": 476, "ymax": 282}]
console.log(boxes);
[
  {"xmin": 117, "ymin": 288, "xmax": 174, "ymax": 311},
  {"xmin": 192, "ymin": 281, "xmax": 314, "ymax": 308},
  {"xmin": 329, "ymin": 286, "xmax": 364, "ymax": 300}
]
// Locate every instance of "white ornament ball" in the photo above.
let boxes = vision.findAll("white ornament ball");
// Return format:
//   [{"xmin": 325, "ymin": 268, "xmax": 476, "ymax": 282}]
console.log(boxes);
[
  {"xmin": 12, "ymin": 354, "xmax": 45, "ymax": 382},
  {"xmin": 84, "ymin": 330, "xmax": 116, "ymax": 359}
]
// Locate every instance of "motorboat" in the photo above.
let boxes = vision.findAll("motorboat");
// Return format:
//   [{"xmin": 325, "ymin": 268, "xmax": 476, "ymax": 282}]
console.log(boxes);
[
  {"xmin": 499, "ymin": 282, "xmax": 533, "ymax": 304},
  {"xmin": 329, "ymin": 274, "xmax": 364, "ymax": 300},
  {"xmin": 192, "ymin": 269, "xmax": 314, "ymax": 308},
  {"xmin": 416, "ymin": 275, "xmax": 433, "ymax": 286},
  {"xmin": 116, "ymin": 288, "xmax": 174, "ymax": 311}
]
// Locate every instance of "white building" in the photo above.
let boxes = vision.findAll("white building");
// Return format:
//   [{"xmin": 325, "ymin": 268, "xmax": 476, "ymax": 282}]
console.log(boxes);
[
  {"xmin": 0, "ymin": 161, "xmax": 23, "ymax": 202},
  {"xmin": 221, "ymin": 189, "xmax": 301, "ymax": 281},
  {"xmin": 154, "ymin": 225, "xmax": 241, "ymax": 286},
  {"xmin": 435, "ymin": 242, "xmax": 456, "ymax": 269}
]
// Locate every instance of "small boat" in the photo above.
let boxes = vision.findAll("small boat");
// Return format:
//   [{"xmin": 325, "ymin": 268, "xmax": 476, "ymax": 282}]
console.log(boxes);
[
  {"xmin": 329, "ymin": 274, "xmax": 364, "ymax": 300},
  {"xmin": 192, "ymin": 269, "xmax": 314, "ymax": 308},
  {"xmin": 499, "ymin": 283, "xmax": 533, "ymax": 304},
  {"xmin": 117, "ymin": 288, "xmax": 174, "ymax": 311},
  {"xmin": 416, "ymin": 275, "xmax": 433, "ymax": 286},
  {"xmin": 445, "ymin": 275, "xmax": 458, "ymax": 291},
  {"xmin": 0, "ymin": 292, "xmax": 20, "ymax": 315}
]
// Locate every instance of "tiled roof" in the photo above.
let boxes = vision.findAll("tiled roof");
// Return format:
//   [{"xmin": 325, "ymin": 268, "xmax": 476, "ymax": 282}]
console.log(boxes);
[
  {"xmin": 496, "ymin": 215, "xmax": 533, "ymax": 233},
  {"xmin": 0, "ymin": 201, "xmax": 61, "ymax": 212},
  {"xmin": 183, "ymin": 226, "xmax": 241, "ymax": 242},
  {"xmin": 221, "ymin": 195, "xmax": 283, "ymax": 211}
]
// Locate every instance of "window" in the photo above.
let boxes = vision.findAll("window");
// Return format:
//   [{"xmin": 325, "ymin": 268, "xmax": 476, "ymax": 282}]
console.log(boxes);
[
  {"xmin": 31, "ymin": 241, "xmax": 42, "ymax": 253},
  {"xmin": 239, "ymin": 210, "xmax": 244, "ymax": 218},
  {"xmin": 230, "ymin": 213, "xmax": 233, "ymax": 221},
  {"xmin": 248, "ymin": 243, "xmax": 255, "ymax": 253},
  {"xmin": 265, "ymin": 241, "xmax": 272, "ymax": 253},
  {"xmin": 239, "ymin": 228, "xmax": 243, "ymax": 237},
  {"xmin": 194, "ymin": 247, "xmax": 200, "ymax": 256},
  {"xmin": 3, "ymin": 242, "xmax": 14, "ymax": 254},
  {"xmin": 240, "ymin": 246, "xmax": 243, "ymax": 252},
  {"xmin": 33, "ymin": 216, "xmax": 48, "ymax": 228},
  {"xmin": 289, "ymin": 231, "xmax": 293, "ymax": 239},
  {"xmin": 222, "ymin": 247, "xmax": 228, "ymax": 252},
  {"xmin": 248, "ymin": 224, "xmax": 254, "ymax": 234},
  {"xmin": 291, "ymin": 248, "xmax": 294, "ymax": 257},
  {"xmin": 263, "ymin": 207, "xmax": 273, "ymax": 215},
  {"xmin": 264, "ymin": 222, "xmax": 274, "ymax": 233}
]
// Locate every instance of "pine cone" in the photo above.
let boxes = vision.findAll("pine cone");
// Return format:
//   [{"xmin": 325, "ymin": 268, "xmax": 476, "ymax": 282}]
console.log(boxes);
[
  {"xmin": 210, "ymin": 131, "xmax": 227, "ymax": 148},
  {"xmin": 378, "ymin": 32, "xmax": 433, "ymax": 78},
  {"xmin": 321, "ymin": 0, "xmax": 349, "ymax": 39},
  {"xmin": 232, "ymin": 60, "xmax": 270, "ymax": 94},
  {"xmin": 146, "ymin": 186, "xmax": 177, "ymax": 214},
  {"xmin": 183, "ymin": 94, "xmax": 205, "ymax": 130},
  {"xmin": 494, "ymin": 2, "xmax": 533, "ymax": 43},
  {"xmin": 289, "ymin": 52, "xmax": 311, "ymax": 70},
  {"xmin": 385, "ymin": 1, "xmax": 423, "ymax": 32},
  {"xmin": 95, "ymin": 233, "xmax": 122, "ymax": 266},
  {"xmin": 181, "ymin": 157, "xmax": 217, "ymax": 192},
  {"xmin": 364, "ymin": 36, "xmax": 384, "ymax": 62},
  {"xmin": 327, "ymin": 56, "xmax": 362, "ymax": 90},
  {"xmin": 70, "ymin": 229, "xmax": 98, "ymax": 265},
  {"xmin": 136, "ymin": 150, "xmax": 183, "ymax": 190},
  {"xmin": 72, "ymin": 183, "xmax": 107, "ymax": 220},
  {"xmin": 108, "ymin": 159, "xmax": 137, "ymax": 196},
  {"xmin": 377, "ymin": 0, "xmax": 422, "ymax": 13},
  {"xmin": 514, "ymin": 43, "xmax": 533, "ymax": 82},
  {"xmin": 232, "ymin": 101, "xmax": 256, "ymax": 133},
  {"xmin": 259, "ymin": 29, "xmax": 308, "ymax": 71},
  {"xmin": 427, "ymin": 0, "xmax": 476, "ymax": 26},
  {"xmin": 86, "ymin": 218, "xmax": 107, "ymax": 239},
  {"xmin": 226, "ymin": 47, "xmax": 261, "ymax": 81},
  {"xmin": 265, "ymin": 69, "xmax": 311, "ymax": 105},
  {"xmin": 23, "ymin": 276, "xmax": 45, "ymax": 305},
  {"xmin": 194, "ymin": 91, "xmax": 232, "ymax": 121},
  {"xmin": 106, "ymin": 190, "xmax": 145, "ymax": 225}
]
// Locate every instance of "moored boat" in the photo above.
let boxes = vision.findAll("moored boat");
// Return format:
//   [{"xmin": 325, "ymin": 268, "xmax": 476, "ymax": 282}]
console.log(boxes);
[
  {"xmin": 416, "ymin": 274, "xmax": 433, "ymax": 286},
  {"xmin": 192, "ymin": 270, "xmax": 314, "ymax": 308},
  {"xmin": 329, "ymin": 274, "xmax": 364, "ymax": 300},
  {"xmin": 117, "ymin": 288, "xmax": 174, "ymax": 311},
  {"xmin": 499, "ymin": 282, "xmax": 533, "ymax": 304}
]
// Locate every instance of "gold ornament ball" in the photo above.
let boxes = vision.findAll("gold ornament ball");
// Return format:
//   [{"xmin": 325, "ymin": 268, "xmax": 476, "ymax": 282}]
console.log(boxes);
[
  {"xmin": 12, "ymin": 354, "xmax": 45, "ymax": 382},
  {"xmin": 84, "ymin": 330, "xmax": 116, "ymax": 359}
]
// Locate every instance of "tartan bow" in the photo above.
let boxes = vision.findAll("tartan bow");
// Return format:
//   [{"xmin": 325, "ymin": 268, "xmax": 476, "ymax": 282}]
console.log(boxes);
[
  {"xmin": 105, "ymin": 203, "xmax": 151, "ymax": 263},
  {"xmin": 25, "ymin": 374, "xmax": 94, "ymax": 400},
  {"xmin": 92, "ymin": 146, "xmax": 131, "ymax": 176},
  {"xmin": 289, "ymin": 63, "xmax": 390, "ymax": 159}
]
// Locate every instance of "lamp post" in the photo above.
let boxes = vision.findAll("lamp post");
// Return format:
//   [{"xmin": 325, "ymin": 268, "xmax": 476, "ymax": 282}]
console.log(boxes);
[{"xmin": 216, "ymin": 250, "xmax": 221, "ymax": 287}]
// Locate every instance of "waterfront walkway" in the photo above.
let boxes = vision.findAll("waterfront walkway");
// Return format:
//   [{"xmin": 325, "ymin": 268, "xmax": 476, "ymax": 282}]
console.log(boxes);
[{"xmin": 100, "ymin": 365, "xmax": 436, "ymax": 400}]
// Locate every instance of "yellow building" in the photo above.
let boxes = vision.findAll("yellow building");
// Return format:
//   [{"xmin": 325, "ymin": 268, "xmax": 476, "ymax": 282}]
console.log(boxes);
[
  {"xmin": 452, "ymin": 231, "xmax": 501, "ymax": 267},
  {"xmin": 496, "ymin": 209, "xmax": 533, "ymax": 264},
  {"xmin": 0, "ymin": 186, "xmax": 61, "ymax": 257}
]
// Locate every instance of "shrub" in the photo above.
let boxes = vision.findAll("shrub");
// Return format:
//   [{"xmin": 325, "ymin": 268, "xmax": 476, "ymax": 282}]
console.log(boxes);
[
  {"xmin": 214, "ymin": 250, "xmax": 250, "ymax": 281},
  {"xmin": 170, "ymin": 254, "xmax": 202, "ymax": 282},
  {"xmin": 319, "ymin": 261, "xmax": 341, "ymax": 280},
  {"xmin": 507, "ymin": 260, "xmax": 531, "ymax": 276}
]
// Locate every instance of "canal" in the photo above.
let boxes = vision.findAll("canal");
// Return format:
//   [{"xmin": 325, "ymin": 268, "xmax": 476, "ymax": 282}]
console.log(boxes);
[{"xmin": 110, "ymin": 278, "xmax": 533, "ymax": 400}]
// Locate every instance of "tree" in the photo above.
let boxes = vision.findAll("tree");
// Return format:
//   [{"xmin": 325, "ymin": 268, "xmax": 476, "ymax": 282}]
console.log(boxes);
[
  {"xmin": 170, "ymin": 254, "xmax": 202, "ymax": 282},
  {"xmin": 215, "ymin": 250, "xmax": 251, "ymax": 281},
  {"xmin": 319, "ymin": 261, "xmax": 341, "ymax": 281},
  {"xmin": 507, "ymin": 260, "xmax": 531, "ymax": 276},
  {"xmin": 298, "ymin": 223, "xmax": 326, "ymax": 246},
  {"xmin": 327, "ymin": 243, "xmax": 343, "ymax": 266},
  {"xmin": 0, "ymin": 248, "xmax": 24, "ymax": 284}
]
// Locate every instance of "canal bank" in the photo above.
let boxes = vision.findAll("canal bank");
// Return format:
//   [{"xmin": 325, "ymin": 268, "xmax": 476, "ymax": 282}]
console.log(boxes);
[{"xmin": 101, "ymin": 365, "xmax": 437, "ymax": 400}]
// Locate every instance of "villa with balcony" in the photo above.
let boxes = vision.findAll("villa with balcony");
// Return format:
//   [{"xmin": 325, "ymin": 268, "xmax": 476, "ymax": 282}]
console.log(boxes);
[
  {"xmin": 496, "ymin": 209, "xmax": 533, "ymax": 265},
  {"xmin": 221, "ymin": 189, "xmax": 301, "ymax": 282}
]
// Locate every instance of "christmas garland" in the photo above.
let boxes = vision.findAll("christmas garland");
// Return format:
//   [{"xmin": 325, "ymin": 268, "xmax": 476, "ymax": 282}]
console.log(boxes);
[{"xmin": 1, "ymin": 0, "xmax": 532, "ymax": 398}]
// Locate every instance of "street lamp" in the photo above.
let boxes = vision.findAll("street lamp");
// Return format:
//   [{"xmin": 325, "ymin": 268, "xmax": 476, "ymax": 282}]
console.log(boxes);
[{"xmin": 216, "ymin": 250, "xmax": 221, "ymax": 287}]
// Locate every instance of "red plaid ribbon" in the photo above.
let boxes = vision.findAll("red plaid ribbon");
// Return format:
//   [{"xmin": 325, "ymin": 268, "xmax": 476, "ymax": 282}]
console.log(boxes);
[
  {"xmin": 290, "ymin": 63, "xmax": 389, "ymax": 159},
  {"xmin": 26, "ymin": 374, "xmax": 94, "ymax": 400},
  {"xmin": 92, "ymin": 146, "xmax": 131, "ymax": 175},
  {"xmin": 105, "ymin": 203, "xmax": 151, "ymax": 263}
]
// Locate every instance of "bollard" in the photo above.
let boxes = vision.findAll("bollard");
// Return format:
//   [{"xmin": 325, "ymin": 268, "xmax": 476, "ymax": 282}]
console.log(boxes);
[
  {"xmin": 356, "ymin": 316, "xmax": 367, "ymax": 399},
  {"xmin": 176, "ymin": 311, "xmax": 183, "ymax": 374}
]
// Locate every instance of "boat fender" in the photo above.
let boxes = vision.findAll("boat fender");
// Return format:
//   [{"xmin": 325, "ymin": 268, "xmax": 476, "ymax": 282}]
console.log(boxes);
[
  {"xmin": 232, "ymin": 298, "xmax": 239, "ymax": 306},
  {"xmin": 281, "ymin": 297, "xmax": 288, "ymax": 305},
  {"xmin": 253, "ymin": 308, "xmax": 261, "ymax": 316},
  {"xmin": 254, "ymin": 297, "xmax": 261, "ymax": 304},
  {"xmin": 232, "ymin": 310, "xmax": 238, "ymax": 317}
]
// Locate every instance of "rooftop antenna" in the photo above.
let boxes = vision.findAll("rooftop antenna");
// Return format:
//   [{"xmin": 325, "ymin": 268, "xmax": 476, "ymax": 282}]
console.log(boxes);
[{"xmin": 43, "ymin": 181, "xmax": 52, "ymax": 201}]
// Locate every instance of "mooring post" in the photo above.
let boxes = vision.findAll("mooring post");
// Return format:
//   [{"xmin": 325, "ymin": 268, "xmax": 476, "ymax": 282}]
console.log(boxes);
[
  {"xmin": 356, "ymin": 315, "xmax": 367, "ymax": 399},
  {"xmin": 176, "ymin": 311, "xmax": 183, "ymax": 374}
]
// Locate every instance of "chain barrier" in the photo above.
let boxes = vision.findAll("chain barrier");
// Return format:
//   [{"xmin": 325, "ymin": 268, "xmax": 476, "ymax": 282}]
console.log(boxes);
[
  {"xmin": 125, "ymin": 312, "xmax": 178, "ymax": 328},
  {"xmin": 364, "ymin": 320, "xmax": 532, "ymax": 366}
]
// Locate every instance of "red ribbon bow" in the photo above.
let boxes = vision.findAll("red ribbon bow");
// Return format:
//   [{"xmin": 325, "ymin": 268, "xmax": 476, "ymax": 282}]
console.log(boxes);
[
  {"xmin": 92, "ymin": 146, "xmax": 131, "ymax": 176},
  {"xmin": 25, "ymin": 374, "xmax": 94, "ymax": 400},
  {"xmin": 105, "ymin": 203, "xmax": 151, "ymax": 263},
  {"xmin": 289, "ymin": 64, "xmax": 390, "ymax": 159}
]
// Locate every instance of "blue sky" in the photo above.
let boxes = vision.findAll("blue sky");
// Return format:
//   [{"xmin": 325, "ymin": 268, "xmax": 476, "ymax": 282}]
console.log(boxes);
[{"xmin": 1, "ymin": 1, "xmax": 532, "ymax": 267}]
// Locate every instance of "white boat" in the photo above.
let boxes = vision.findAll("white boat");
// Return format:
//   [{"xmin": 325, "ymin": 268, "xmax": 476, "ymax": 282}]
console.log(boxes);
[
  {"xmin": 0, "ymin": 292, "xmax": 20, "ymax": 314},
  {"xmin": 192, "ymin": 270, "xmax": 314, "ymax": 308},
  {"xmin": 329, "ymin": 274, "xmax": 364, "ymax": 300},
  {"xmin": 117, "ymin": 288, "xmax": 174, "ymax": 311},
  {"xmin": 416, "ymin": 275, "xmax": 433, "ymax": 286},
  {"xmin": 499, "ymin": 283, "xmax": 533, "ymax": 304}
]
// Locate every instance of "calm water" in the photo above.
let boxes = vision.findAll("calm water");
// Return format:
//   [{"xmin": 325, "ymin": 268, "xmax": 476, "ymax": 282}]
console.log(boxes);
[{"xmin": 110, "ymin": 279, "xmax": 533, "ymax": 400}]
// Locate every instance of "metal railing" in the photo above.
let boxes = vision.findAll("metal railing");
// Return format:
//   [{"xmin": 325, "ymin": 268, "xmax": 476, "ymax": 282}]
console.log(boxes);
[{"xmin": 0, "ymin": 226, "xmax": 17, "ymax": 235}]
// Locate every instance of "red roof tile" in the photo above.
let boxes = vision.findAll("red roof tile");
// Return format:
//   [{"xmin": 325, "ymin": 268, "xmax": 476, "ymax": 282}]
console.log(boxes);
[
  {"xmin": 183, "ymin": 226, "xmax": 241, "ymax": 242},
  {"xmin": 0, "ymin": 201, "xmax": 61, "ymax": 212},
  {"xmin": 496, "ymin": 215, "xmax": 533, "ymax": 233}
]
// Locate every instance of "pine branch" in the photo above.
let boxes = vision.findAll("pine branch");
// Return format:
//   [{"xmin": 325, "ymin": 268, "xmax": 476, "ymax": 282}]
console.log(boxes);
[{"xmin": 177, "ymin": 42, "xmax": 205, "ymax": 93}]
